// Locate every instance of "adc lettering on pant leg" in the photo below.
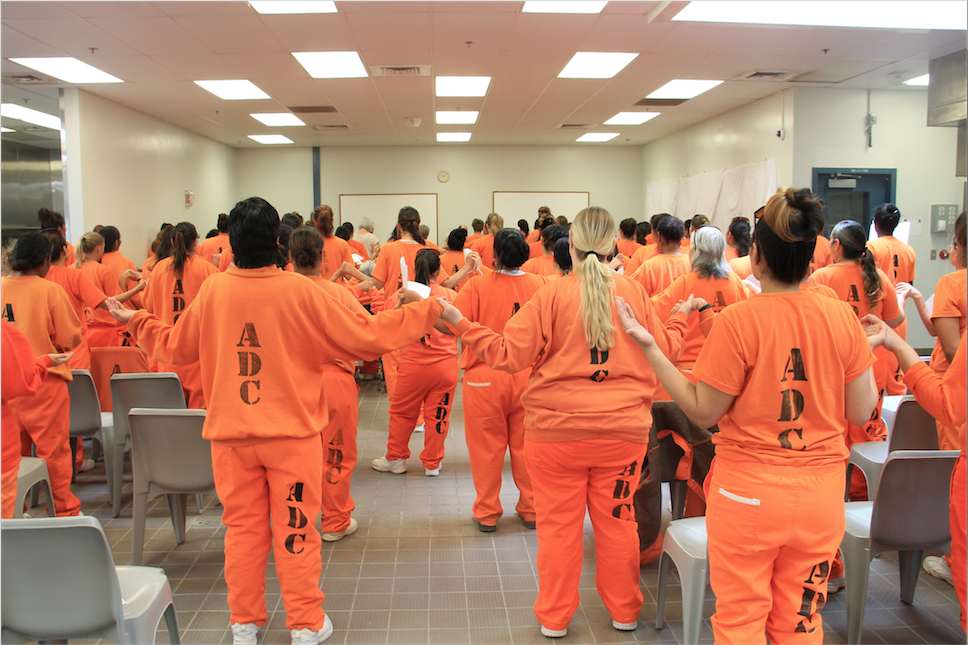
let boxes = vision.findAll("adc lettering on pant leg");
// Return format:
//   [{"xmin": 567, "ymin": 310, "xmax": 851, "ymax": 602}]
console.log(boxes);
[
  {"xmin": 611, "ymin": 460, "xmax": 637, "ymax": 520},
  {"xmin": 326, "ymin": 426, "xmax": 345, "ymax": 484},
  {"xmin": 435, "ymin": 393, "xmax": 451, "ymax": 434},
  {"xmin": 795, "ymin": 560, "xmax": 830, "ymax": 633},
  {"xmin": 285, "ymin": 481, "xmax": 308, "ymax": 554}
]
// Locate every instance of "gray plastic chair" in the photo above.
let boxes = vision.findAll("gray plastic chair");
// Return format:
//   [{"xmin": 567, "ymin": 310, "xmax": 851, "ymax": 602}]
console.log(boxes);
[
  {"xmin": 1, "ymin": 515, "xmax": 179, "ymax": 644},
  {"xmin": 656, "ymin": 516, "xmax": 709, "ymax": 645},
  {"xmin": 14, "ymin": 457, "xmax": 54, "ymax": 518},
  {"xmin": 845, "ymin": 396, "xmax": 938, "ymax": 501},
  {"xmin": 68, "ymin": 369, "xmax": 105, "ymax": 475},
  {"xmin": 128, "ymin": 408, "xmax": 216, "ymax": 566},
  {"xmin": 841, "ymin": 450, "xmax": 958, "ymax": 645},
  {"xmin": 109, "ymin": 373, "xmax": 187, "ymax": 518}
]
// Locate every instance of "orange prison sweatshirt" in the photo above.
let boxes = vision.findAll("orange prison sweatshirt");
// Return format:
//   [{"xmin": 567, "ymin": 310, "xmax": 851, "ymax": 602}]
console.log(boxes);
[
  {"xmin": 198, "ymin": 233, "xmax": 230, "ymax": 264},
  {"xmin": 630, "ymin": 253, "xmax": 692, "ymax": 297},
  {"xmin": 1, "ymin": 276, "xmax": 82, "ymax": 381},
  {"xmin": 521, "ymin": 256, "xmax": 557, "ymax": 277},
  {"xmin": 868, "ymin": 235, "xmax": 916, "ymax": 284}
]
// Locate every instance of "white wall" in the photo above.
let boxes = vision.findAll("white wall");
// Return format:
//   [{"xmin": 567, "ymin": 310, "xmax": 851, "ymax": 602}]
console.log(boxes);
[
  {"xmin": 67, "ymin": 90, "xmax": 236, "ymax": 263},
  {"xmin": 235, "ymin": 147, "xmax": 314, "ymax": 217},
  {"xmin": 317, "ymin": 145, "xmax": 643, "ymax": 244},
  {"xmin": 641, "ymin": 90, "xmax": 795, "ymax": 200},
  {"xmin": 792, "ymin": 88, "xmax": 965, "ymax": 349}
]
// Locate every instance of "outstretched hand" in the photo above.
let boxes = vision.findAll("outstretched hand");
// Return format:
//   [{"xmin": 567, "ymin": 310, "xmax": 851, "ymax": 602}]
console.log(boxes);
[
  {"xmin": 105, "ymin": 298, "xmax": 137, "ymax": 323},
  {"xmin": 616, "ymin": 296, "xmax": 655, "ymax": 348},
  {"xmin": 437, "ymin": 297, "xmax": 464, "ymax": 327},
  {"xmin": 861, "ymin": 313, "xmax": 895, "ymax": 351},
  {"xmin": 48, "ymin": 352, "xmax": 73, "ymax": 367}
]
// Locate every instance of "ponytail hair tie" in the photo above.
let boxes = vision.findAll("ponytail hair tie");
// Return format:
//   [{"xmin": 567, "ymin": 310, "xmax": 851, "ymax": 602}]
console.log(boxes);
[{"xmin": 584, "ymin": 250, "xmax": 598, "ymax": 258}]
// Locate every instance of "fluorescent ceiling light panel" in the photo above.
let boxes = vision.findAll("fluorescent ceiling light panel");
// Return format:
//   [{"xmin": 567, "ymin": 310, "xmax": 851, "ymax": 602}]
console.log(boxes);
[
  {"xmin": 292, "ymin": 51, "xmax": 367, "ymax": 78},
  {"xmin": 248, "ymin": 134, "xmax": 294, "ymax": 144},
  {"xmin": 647, "ymin": 79, "xmax": 722, "ymax": 99},
  {"xmin": 1, "ymin": 103, "xmax": 61, "ymax": 130},
  {"xmin": 673, "ymin": 1, "xmax": 967, "ymax": 31},
  {"xmin": 435, "ymin": 111, "xmax": 479, "ymax": 125},
  {"xmin": 9, "ymin": 57, "xmax": 122, "ymax": 84},
  {"xmin": 250, "ymin": 1, "xmax": 337, "ymax": 14},
  {"xmin": 522, "ymin": 1, "xmax": 608, "ymax": 14},
  {"xmin": 604, "ymin": 112, "xmax": 660, "ymax": 125},
  {"xmin": 1, "ymin": 127, "xmax": 14, "ymax": 133},
  {"xmin": 437, "ymin": 132, "xmax": 472, "ymax": 142},
  {"xmin": 903, "ymin": 74, "xmax": 930, "ymax": 86},
  {"xmin": 558, "ymin": 52, "xmax": 637, "ymax": 79},
  {"xmin": 577, "ymin": 132, "xmax": 619, "ymax": 142},
  {"xmin": 250, "ymin": 113, "xmax": 306, "ymax": 126},
  {"xmin": 195, "ymin": 80, "xmax": 270, "ymax": 100},
  {"xmin": 436, "ymin": 76, "xmax": 491, "ymax": 97}
]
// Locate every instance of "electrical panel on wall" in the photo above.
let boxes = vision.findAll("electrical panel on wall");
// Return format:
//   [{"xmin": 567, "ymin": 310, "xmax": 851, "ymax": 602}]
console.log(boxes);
[{"xmin": 930, "ymin": 204, "xmax": 958, "ymax": 233}]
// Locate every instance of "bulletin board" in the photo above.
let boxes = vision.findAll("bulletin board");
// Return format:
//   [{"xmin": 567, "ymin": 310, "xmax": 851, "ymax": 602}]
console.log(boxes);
[
  {"xmin": 492, "ymin": 191, "xmax": 591, "ymax": 224},
  {"xmin": 338, "ymin": 193, "xmax": 439, "ymax": 245}
]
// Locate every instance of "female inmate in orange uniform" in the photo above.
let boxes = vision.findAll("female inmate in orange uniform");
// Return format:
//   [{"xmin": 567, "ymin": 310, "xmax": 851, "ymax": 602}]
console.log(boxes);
[
  {"xmin": 311, "ymin": 205, "xmax": 355, "ymax": 280},
  {"xmin": 726, "ymin": 218, "xmax": 752, "ymax": 277},
  {"xmin": 198, "ymin": 213, "xmax": 230, "ymax": 266},
  {"xmin": 108, "ymin": 198, "xmax": 446, "ymax": 645},
  {"xmin": 454, "ymin": 228, "xmax": 546, "ymax": 531},
  {"xmin": 630, "ymin": 215, "xmax": 691, "ymax": 296},
  {"xmin": 78, "ymin": 231, "xmax": 131, "ymax": 348},
  {"xmin": 98, "ymin": 225, "xmax": 142, "ymax": 308},
  {"xmin": 439, "ymin": 207, "xmax": 690, "ymax": 639},
  {"xmin": 522, "ymin": 225, "xmax": 568, "ymax": 277},
  {"xmin": 372, "ymin": 249, "xmax": 459, "ymax": 476},
  {"xmin": 620, "ymin": 188, "xmax": 879, "ymax": 645},
  {"xmin": 468, "ymin": 213, "xmax": 503, "ymax": 269},
  {"xmin": 38, "ymin": 207, "xmax": 75, "ymax": 267},
  {"xmin": 1, "ymin": 233, "xmax": 85, "ymax": 517}
]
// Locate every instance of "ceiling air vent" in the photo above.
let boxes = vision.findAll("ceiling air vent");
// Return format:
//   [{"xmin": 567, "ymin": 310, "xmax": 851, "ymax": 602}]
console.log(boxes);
[
  {"xmin": 289, "ymin": 106, "xmax": 338, "ymax": 114},
  {"xmin": 558, "ymin": 124, "xmax": 592, "ymax": 129},
  {"xmin": 4, "ymin": 75, "xmax": 45, "ymax": 84},
  {"xmin": 634, "ymin": 98, "xmax": 687, "ymax": 107},
  {"xmin": 734, "ymin": 70, "xmax": 795, "ymax": 81},
  {"xmin": 369, "ymin": 65, "xmax": 431, "ymax": 77},
  {"xmin": 312, "ymin": 124, "xmax": 351, "ymax": 131}
]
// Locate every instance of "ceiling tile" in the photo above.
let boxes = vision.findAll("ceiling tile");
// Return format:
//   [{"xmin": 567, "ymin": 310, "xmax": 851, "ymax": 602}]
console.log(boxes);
[
  {"xmin": 256, "ymin": 14, "xmax": 358, "ymax": 52},
  {"xmin": 1, "ymin": 25, "xmax": 66, "ymax": 58},
  {"xmin": 338, "ymin": 2, "xmax": 431, "ymax": 12},
  {"xmin": 1, "ymin": 2, "xmax": 79, "ymax": 19},
  {"xmin": 152, "ymin": 53, "xmax": 244, "ymax": 80},
  {"xmin": 431, "ymin": 48, "xmax": 502, "ymax": 75},
  {"xmin": 87, "ymin": 16, "xmax": 210, "ymax": 55},
  {"xmin": 505, "ymin": 14, "xmax": 598, "ymax": 51},
  {"xmin": 578, "ymin": 15, "xmax": 674, "ymax": 52},
  {"xmin": 57, "ymin": 2, "xmax": 166, "ymax": 18},
  {"xmin": 153, "ymin": 2, "xmax": 257, "ymax": 17},
  {"xmin": 344, "ymin": 12, "xmax": 433, "ymax": 50},
  {"xmin": 646, "ymin": 23, "xmax": 750, "ymax": 56},
  {"xmin": 81, "ymin": 54, "xmax": 186, "ymax": 83},
  {"xmin": 432, "ymin": 2, "xmax": 520, "ymax": 13},
  {"xmin": 219, "ymin": 53, "xmax": 310, "ymax": 80},
  {"xmin": 6, "ymin": 18, "xmax": 142, "ymax": 57},
  {"xmin": 173, "ymin": 15, "xmax": 287, "ymax": 54},
  {"xmin": 431, "ymin": 11, "xmax": 516, "ymax": 51}
]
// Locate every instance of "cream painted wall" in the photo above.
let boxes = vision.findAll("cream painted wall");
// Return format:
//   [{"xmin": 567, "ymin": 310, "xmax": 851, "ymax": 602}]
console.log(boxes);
[
  {"xmin": 235, "ymin": 147, "xmax": 314, "ymax": 217},
  {"xmin": 317, "ymin": 145, "xmax": 643, "ymax": 244},
  {"xmin": 792, "ymin": 88, "xmax": 965, "ymax": 350},
  {"xmin": 641, "ymin": 90, "xmax": 795, "ymax": 201},
  {"xmin": 68, "ymin": 90, "xmax": 236, "ymax": 263}
]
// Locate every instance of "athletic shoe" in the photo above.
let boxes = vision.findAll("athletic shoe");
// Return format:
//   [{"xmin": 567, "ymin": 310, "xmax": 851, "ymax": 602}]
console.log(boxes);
[
  {"xmin": 612, "ymin": 620, "xmax": 637, "ymax": 631},
  {"xmin": 827, "ymin": 575, "xmax": 845, "ymax": 594},
  {"xmin": 425, "ymin": 467, "xmax": 440, "ymax": 477},
  {"xmin": 413, "ymin": 424, "xmax": 425, "ymax": 433},
  {"xmin": 291, "ymin": 615, "xmax": 334, "ymax": 645},
  {"xmin": 78, "ymin": 459, "xmax": 96, "ymax": 473},
  {"xmin": 231, "ymin": 622, "xmax": 260, "ymax": 645},
  {"xmin": 371, "ymin": 456, "xmax": 407, "ymax": 474},
  {"xmin": 519, "ymin": 515, "xmax": 536, "ymax": 530},
  {"xmin": 922, "ymin": 555, "xmax": 954, "ymax": 585},
  {"xmin": 540, "ymin": 625, "xmax": 567, "ymax": 638},
  {"xmin": 321, "ymin": 517, "xmax": 358, "ymax": 543},
  {"xmin": 474, "ymin": 517, "xmax": 496, "ymax": 533}
]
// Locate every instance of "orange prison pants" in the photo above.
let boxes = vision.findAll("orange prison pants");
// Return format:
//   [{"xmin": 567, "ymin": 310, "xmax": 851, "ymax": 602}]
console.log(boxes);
[
  {"xmin": 155, "ymin": 360, "xmax": 205, "ymax": 409},
  {"xmin": 86, "ymin": 323, "xmax": 123, "ymax": 349},
  {"xmin": 462, "ymin": 365, "xmax": 534, "ymax": 524},
  {"xmin": 212, "ymin": 435, "xmax": 326, "ymax": 631},
  {"xmin": 525, "ymin": 438, "xmax": 647, "ymax": 630},
  {"xmin": 382, "ymin": 350, "xmax": 425, "ymax": 428},
  {"xmin": 320, "ymin": 365, "xmax": 358, "ymax": 534},
  {"xmin": 705, "ymin": 458, "xmax": 844, "ymax": 645},
  {"xmin": 1, "ymin": 405, "xmax": 21, "ymax": 518},
  {"xmin": 951, "ymin": 454, "xmax": 966, "ymax": 633},
  {"xmin": 386, "ymin": 358, "xmax": 457, "ymax": 470},
  {"xmin": 8, "ymin": 375, "xmax": 81, "ymax": 516}
]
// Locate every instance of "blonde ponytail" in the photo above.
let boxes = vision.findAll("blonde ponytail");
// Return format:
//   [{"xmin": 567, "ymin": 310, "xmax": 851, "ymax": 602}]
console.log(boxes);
[{"xmin": 571, "ymin": 207, "xmax": 617, "ymax": 351}]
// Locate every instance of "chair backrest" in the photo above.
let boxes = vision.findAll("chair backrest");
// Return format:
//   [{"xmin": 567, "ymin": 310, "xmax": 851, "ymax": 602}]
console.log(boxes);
[
  {"xmin": 870, "ymin": 450, "xmax": 958, "ymax": 550},
  {"xmin": 110, "ymin": 373, "xmax": 186, "ymax": 442},
  {"xmin": 128, "ymin": 408, "xmax": 214, "ymax": 492},
  {"xmin": 887, "ymin": 397, "xmax": 939, "ymax": 451},
  {"xmin": 67, "ymin": 370, "xmax": 102, "ymax": 438},
  {"xmin": 90, "ymin": 347, "xmax": 150, "ymax": 412},
  {"xmin": 1, "ymin": 516, "xmax": 124, "ymax": 642}
]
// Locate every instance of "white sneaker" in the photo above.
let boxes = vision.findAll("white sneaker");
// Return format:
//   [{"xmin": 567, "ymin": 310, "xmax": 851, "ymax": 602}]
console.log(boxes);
[
  {"xmin": 78, "ymin": 459, "xmax": 96, "ymax": 473},
  {"xmin": 425, "ymin": 467, "xmax": 440, "ymax": 477},
  {"xmin": 321, "ymin": 517, "xmax": 358, "ymax": 543},
  {"xmin": 413, "ymin": 424, "xmax": 425, "ymax": 433},
  {"xmin": 231, "ymin": 622, "xmax": 260, "ymax": 645},
  {"xmin": 540, "ymin": 625, "xmax": 567, "ymax": 638},
  {"xmin": 612, "ymin": 619, "xmax": 637, "ymax": 631},
  {"xmin": 827, "ymin": 575, "xmax": 845, "ymax": 594},
  {"xmin": 922, "ymin": 555, "xmax": 954, "ymax": 585},
  {"xmin": 291, "ymin": 614, "xmax": 334, "ymax": 645},
  {"xmin": 371, "ymin": 456, "xmax": 407, "ymax": 474}
]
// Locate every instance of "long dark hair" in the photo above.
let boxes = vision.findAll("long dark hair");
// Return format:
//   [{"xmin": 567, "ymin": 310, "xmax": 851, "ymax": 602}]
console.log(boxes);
[
  {"xmin": 171, "ymin": 222, "xmax": 199, "ymax": 276},
  {"xmin": 831, "ymin": 220, "xmax": 881, "ymax": 310},
  {"xmin": 413, "ymin": 248, "xmax": 440, "ymax": 285},
  {"xmin": 753, "ymin": 188, "xmax": 824, "ymax": 285},
  {"xmin": 289, "ymin": 226, "xmax": 323, "ymax": 270},
  {"xmin": 728, "ymin": 219, "xmax": 751, "ymax": 257},
  {"xmin": 398, "ymin": 206, "xmax": 425, "ymax": 245}
]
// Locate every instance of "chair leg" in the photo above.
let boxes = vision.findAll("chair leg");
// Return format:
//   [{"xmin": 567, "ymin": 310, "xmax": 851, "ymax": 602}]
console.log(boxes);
[
  {"xmin": 30, "ymin": 481, "xmax": 40, "ymax": 510},
  {"xmin": 103, "ymin": 440, "xmax": 116, "ymax": 504},
  {"xmin": 656, "ymin": 552, "xmax": 670, "ymax": 630},
  {"xmin": 92, "ymin": 437, "xmax": 102, "ymax": 462},
  {"xmin": 842, "ymin": 539, "xmax": 872, "ymax": 645},
  {"xmin": 164, "ymin": 603, "xmax": 181, "ymax": 644},
  {"xmin": 112, "ymin": 446, "xmax": 125, "ymax": 518},
  {"xmin": 195, "ymin": 493, "xmax": 205, "ymax": 514},
  {"xmin": 167, "ymin": 494, "xmax": 188, "ymax": 544},
  {"xmin": 42, "ymin": 480, "xmax": 55, "ymax": 517},
  {"xmin": 898, "ymin": 550, "xmax": 923, "ymax": 605},
  {"xmin": 132, "ymin": 491, "xmax": 149, "ymax": 566},
  {"xmin": 844, "ymin": 464, "xmax": 854, "ymax": 502},
  {"xmin": 670, "ymin": 481, "xmax": 687, "ymax": 521},
  {"xmin": 681, "ymin": 555, "xmax": 707, "ymax": 645}
]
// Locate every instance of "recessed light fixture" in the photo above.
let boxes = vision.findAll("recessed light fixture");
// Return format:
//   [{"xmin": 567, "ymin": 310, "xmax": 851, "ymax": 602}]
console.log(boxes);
[
  {"xmin": 577, "ymin": 132, "xmax": 619, "ymax": 142},
  {"xmin": 248, "ymin": 134, "xmax": 294, "ymax": 144},
  {"xmin": 647, "ymin": 79, "xmax": 723, "ymax": 100},
  {"xmin": 1, "ymin": 127, "xmax": 14, "ymax": 133},
  {"xmin": 436, "ymin": 76, "xmax": 491, "ymax": 98},
  {"xmin": 435, "ymin": 111, "xmax": 479, "ymax": 125},
  {"xmin": 437, "ymin": 132, "xmax": 472, "ymax": 142},
  {"xmin": 604, "ymin": 112, "xmax": 660, "ymax": 125},
  {"xmin": 249, "ymin": 1, "xmax": 337, "ymax": 14},
  {"xmin": 673, "ymin": 1, "xmax": 966, "ymax": 31},
  {"xmin": 250, "ymin": 113, "xmax": 306, "ymax": 127},
  {"xmin": 522, "ymin": 1, "xmax": 608, "ymax": 14},
  {"xmin": 195, "ymin": 80, "xmax": 270, "ymax": 100},
  {"xmin": 1, "ymin": 103, "xmax": 61, "ymax": 130},
  {"xmin": 903, "ymin": 73, "xmax": 930, "ymax": 86},
  {"xmin": 558, "ymin": 52, "xmax": 637, "ymax": 79},
  {"xmin": 10, "ymin": 57, "xmax": 123, "ymax": 84},
  {"xmin": 293, "ymin": 52, "xmax": 368, "ymax": 79}
]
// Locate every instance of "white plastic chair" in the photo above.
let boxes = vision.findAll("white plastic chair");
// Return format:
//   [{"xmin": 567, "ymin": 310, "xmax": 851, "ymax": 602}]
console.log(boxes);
[
  {"xmin": 14, "ymin": 457, "xmax": 54, "ymax": 518},
  {"xmin": 841, "ymin": 450, "xmax": 958, "ymax": 645},
  {"xmin": 128, "ymin": 408, "xmax": 216, "ymax": 566},
  {"xmin": 68, "ymin": 369, "xmax": 105, "ymax": 476},
  {"xmin": 655, "ymin": 516, "xmax": 709, "ymax": 645},
  {"xmin": 1, "ymin": 515, "xmax": 180, "ymax": 644}
]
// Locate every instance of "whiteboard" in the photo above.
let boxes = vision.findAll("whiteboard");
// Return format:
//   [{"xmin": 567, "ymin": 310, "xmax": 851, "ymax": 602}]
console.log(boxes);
[
  {"xmin": 338, "ymin": 194, "xmax": 439, "ymax": 245},
  {"xmin": 493, "ymin": 192, "xmax": 591, "ymax": 226}
]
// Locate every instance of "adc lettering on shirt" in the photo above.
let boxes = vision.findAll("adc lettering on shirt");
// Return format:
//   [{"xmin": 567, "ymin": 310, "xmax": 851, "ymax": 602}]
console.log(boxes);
[
  {"xmin": 284, "ymin": 482, "xmax": 308, "ymax": 554},
  {"xmin": 590, "ymin": 348, "xmax": 609, "ymax": 383},
  {"xmin": 1, "ymin": 304, "xmax": 14, "ymax": 322},
  {"xmin": 777, "ymin": 349, "xmax": 808, "ymax": 450},
  {"xmin": 236, "ymin": 323, "xmax": 262, "ymax": 405},
  {"xmin": 172, "ymin": 279, "xmax": 186, "ymax": 323},
  {"xmin": 846, "ymin": 284, "xmax": 860, "ymax": 315}
]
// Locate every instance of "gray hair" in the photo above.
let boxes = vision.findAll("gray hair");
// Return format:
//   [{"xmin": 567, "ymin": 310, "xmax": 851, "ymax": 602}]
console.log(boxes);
[
  {"xmin": 690, "ymin": 226, "xmax": 730, "ymax": 280},
  {"xmin": 359, "ymin": 217, "xmax": 375, "ymax": 232}
]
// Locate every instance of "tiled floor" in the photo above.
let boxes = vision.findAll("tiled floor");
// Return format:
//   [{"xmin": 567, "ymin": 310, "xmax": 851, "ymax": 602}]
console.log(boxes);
[{"xmin": 40, "ymin": 378, "xmax": 965, "ymax": 645}]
